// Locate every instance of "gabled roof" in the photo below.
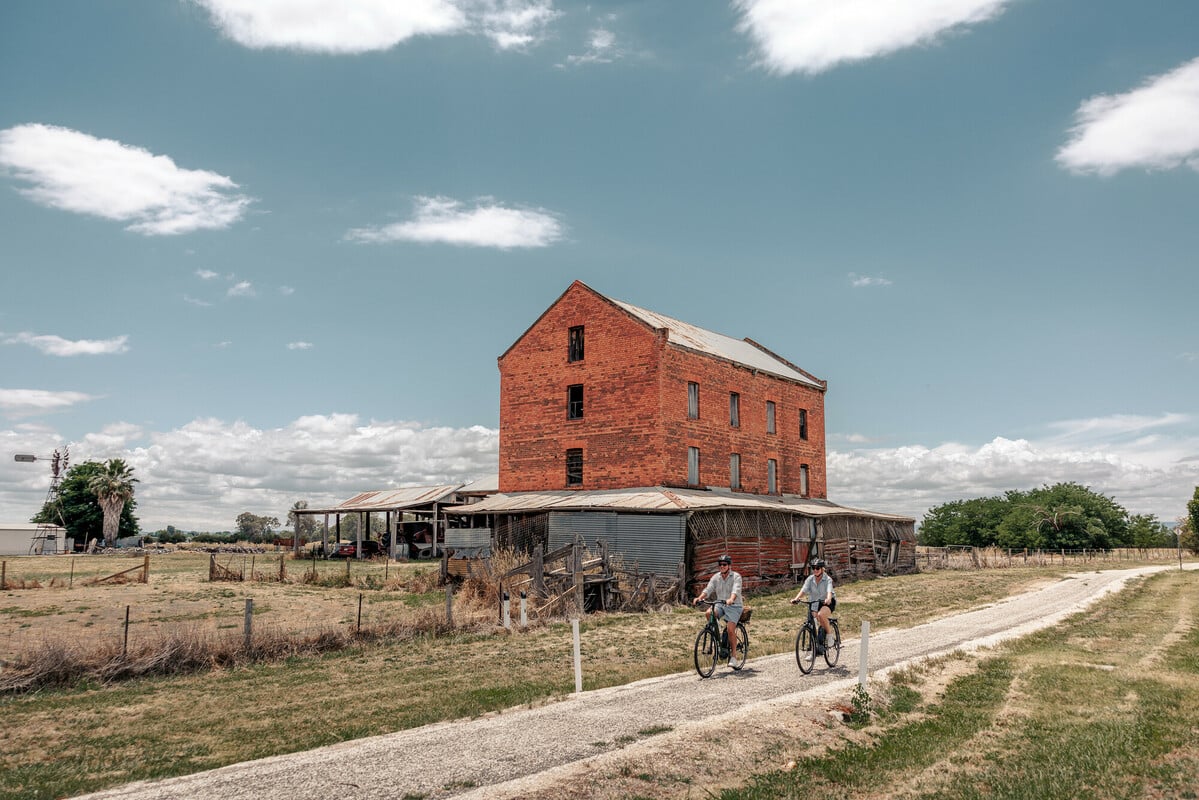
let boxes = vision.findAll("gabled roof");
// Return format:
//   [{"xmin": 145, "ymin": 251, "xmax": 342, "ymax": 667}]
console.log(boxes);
[
  {"xmin": 500, "ymin": 280, "xmax": 824, "ymax": 390},
  {"xmin": 610, "ymin": 297, "xmax": 825, "ymax": 390},
  {"xmin": 298, "ymin": 484, "xmax": 465, "ymax": 515}
]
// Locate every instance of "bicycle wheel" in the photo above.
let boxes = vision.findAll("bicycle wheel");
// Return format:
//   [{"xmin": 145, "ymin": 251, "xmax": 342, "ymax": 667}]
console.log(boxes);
[
  {"xmin": 694, "ymin": 628, "xmax": 718, "ymax": 678},
  {"xmin": 823, "ymin": 620, "xmax": 841, "ymax": 667},
  {"xmin": 729, "ymin": 622, "xmax": 749, "ymax": 670},
  {"xmin": 795, "ymin": 625, "xmax": 815, "ymax": 674}
]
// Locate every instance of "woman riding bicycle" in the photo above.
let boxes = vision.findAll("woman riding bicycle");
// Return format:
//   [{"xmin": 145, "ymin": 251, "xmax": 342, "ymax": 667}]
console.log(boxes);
[
  {"xmin": 693, "ymin": 554, "xmax": 742, "ymax": 661},
  {"xmin": 790, "ymin": 559, "xmax": 836, "ymax": 651}
]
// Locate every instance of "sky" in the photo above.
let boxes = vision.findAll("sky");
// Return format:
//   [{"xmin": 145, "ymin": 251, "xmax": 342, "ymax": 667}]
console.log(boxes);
[{"xmin": 2, "ymin": 0, "xmax": 1197, "ymax": 532}]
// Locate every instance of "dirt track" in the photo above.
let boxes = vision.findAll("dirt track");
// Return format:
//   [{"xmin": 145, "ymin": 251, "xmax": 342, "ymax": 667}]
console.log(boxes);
[{"xmin": 77, "ymin": 564, "xmax": 1192, "ymax": 800}]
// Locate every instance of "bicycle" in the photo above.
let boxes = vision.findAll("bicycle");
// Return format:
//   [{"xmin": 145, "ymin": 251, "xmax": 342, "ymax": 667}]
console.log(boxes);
[
  {"xmin": 693, "ymin": 600, "xmax": 750, "ymax": 678},
  {"xmin": 792, "ymin": 599, "xmax": 840, "ymax": 674}
]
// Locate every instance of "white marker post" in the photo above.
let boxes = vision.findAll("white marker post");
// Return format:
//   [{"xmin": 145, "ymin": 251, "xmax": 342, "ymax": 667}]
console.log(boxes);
[
  {"xmin": 859, "ymin": 620, "xmax": 870, "ymax": 686},
  {"xmin": 572, "ymin": 618, "xmax": 583, "ymax": 694}
]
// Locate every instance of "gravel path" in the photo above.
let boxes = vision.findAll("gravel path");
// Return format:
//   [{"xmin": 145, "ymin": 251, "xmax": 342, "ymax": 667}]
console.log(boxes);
[{"xmin": 78, "ymin": 564, "xmax": 1191, "ymax": 800}]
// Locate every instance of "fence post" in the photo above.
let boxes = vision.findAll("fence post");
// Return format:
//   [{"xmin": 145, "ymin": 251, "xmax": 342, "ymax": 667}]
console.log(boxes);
[
  {"xmin": 142, "ymin": 554, "xmax": 150, "ymax": 583},
  {"xmin": 573, "ymin": 539, "xmax": 584, "ymax": 613},
  {"xmin": 503, "ymin": 591, "xmax": 511, "ymax": 629},
  {"xmin": 124, "ymin": 605, "xmax": 131, "ymax": 656},
  {"xmin": 279, "ymin": 554, "xmax": 286, "ymax": 581},
  {"xmin": 520, "ymin": 590, "xmax": 528, "ymax": 627},
  {"xmin": 244, "ymin": 598, "xmax": 253, "ymax": 649},
  {"xmin": 357, "ymin": 593, "xmax": 363, "ymax": 633},
  {"xmin": 209, "ymin": 554, "xmax": 216, "ymax": 581},
  {"xmin": 446, "ymin": 581, "xmax": 454, "ymax": 627}
]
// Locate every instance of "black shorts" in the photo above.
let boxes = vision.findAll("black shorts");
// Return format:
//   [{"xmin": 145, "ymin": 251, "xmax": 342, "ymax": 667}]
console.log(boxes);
[{"xmin": 820, "ymin": 598, "xmax": 837, "ymax": 612}]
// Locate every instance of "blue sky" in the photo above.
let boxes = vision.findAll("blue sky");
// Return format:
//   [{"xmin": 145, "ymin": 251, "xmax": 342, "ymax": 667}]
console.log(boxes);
[{"xmin": 2, "ymin": 0, "xmax": 1197, "ymax": 531}]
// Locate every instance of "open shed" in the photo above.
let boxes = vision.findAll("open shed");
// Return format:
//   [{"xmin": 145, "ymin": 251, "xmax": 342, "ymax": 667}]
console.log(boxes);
[
  {"xmin": 293, "ymin": 483, "xmax": 477, "ymax": 559},
  {"xmin": 445, "ymin": 486, "xmax": 915, "ymax": 595}
]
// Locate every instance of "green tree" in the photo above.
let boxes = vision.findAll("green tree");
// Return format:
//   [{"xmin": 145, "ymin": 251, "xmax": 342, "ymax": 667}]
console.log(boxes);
[
  {"xmin": 999, "ymin": 483, "xmax": 1128, "ymax": 550},
  {"xmin": 1188, "ymin": 487, "xmax": 1199, "ymax": 552},
  {"xmin": 919, "ymin": 496, "xmax": 1007, "ymax": 547},
  {"xmin": 88, "ymin": 459, "xmax": 139, "ymax": 547},
  {"xmin": 287, "ymin": 501, "xmax": 316, "ymax": 542},
  {"xmin": 1127, "ymin": 513, "xmax": 1173, "ymax": 549},
  {"xmin": 235, "ymin": 512, "xmax": 281, "ymax": 542},
  {"xmin": 32, "ymin": 461, "xmax": 140, "ymax": 548}
]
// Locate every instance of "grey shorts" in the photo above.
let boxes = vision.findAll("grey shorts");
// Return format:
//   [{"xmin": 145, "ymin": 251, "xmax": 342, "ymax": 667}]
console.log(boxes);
[{"xmin": 715, "ymin": 602, "xmax": 743, "ymax": 624}]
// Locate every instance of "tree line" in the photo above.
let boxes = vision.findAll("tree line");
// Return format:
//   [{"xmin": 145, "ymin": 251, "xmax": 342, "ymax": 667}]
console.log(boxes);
[{"xmin": 920, "ymin": 481, "xmax": 1199, "ymax": 553}]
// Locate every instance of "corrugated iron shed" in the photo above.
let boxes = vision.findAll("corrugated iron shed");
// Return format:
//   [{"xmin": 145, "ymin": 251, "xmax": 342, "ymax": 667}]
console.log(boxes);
[
  {"xmin": 301, "ymin": 484, "xmax": 464, "ymax": 515},
  {"xmin": 445, "ymin": 486, "xmax": 913, "ymax": 522}
]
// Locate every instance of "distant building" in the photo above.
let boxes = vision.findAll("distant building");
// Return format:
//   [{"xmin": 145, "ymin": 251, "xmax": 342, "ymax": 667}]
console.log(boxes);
[{"xmin": 454, "ymin": 281, "xmax": 915, "ymax": 594}]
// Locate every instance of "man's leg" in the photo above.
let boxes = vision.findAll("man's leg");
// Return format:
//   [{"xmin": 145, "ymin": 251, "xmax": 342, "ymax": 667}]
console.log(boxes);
[{"xmin": 726, "ymin": 619, "xmax": 737, "ymax": 661}]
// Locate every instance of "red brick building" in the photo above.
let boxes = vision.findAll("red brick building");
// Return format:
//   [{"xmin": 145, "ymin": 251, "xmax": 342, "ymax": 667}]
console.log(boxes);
[{"xmin": 499, "ymin": 280, "xmax": 827, "ymax": 498}]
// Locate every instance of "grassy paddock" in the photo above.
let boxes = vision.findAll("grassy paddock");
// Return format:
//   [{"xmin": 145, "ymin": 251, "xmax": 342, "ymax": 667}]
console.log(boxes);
[
  {"xmin": 0, "ymin": 558, "xmax": 1192, "ymax": 799},
  {"xmin": 720, "ymin": 569, "xmax": 1199, "ymax": 800}
]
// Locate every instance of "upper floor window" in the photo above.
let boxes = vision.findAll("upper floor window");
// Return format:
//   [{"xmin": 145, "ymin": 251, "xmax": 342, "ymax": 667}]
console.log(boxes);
[
  {"xmin": 766, "ymin": 401, "xmax": 776, "ymax": 434},
  {"xmin": 798, "ymin": 409, "xmax": 808, "ymax": 440},
  {"xmin": 567, "ymin": 384, "xmax": 583, "ymax": 420},
  {"xmin": 767, "ymin": 458, "xmax": 778, "ymax": 494},
  {"xmin": 688, "ymin": 382, "xmax": 700, "ymax": 419},
  {"xmin": 566, "ymin": 448, "xmax": 583, "ymax": 486},
  {"xmin": 729, "ymin": 392, "xmax": 740, "ymax": 427},
  {"xmin": 729, "ymin": 453, "xmax": 741, "ymax": 490},
  {"xmin": 568, "ymin": 326, "xmax": 585, "ymax": 362},
  {"xmin": 688, "ymin": 446, "xmax": 701, "ymax": 485},
  {"xmin": 800, "ymin": 464, "xmax": 810, "ymax": 497}
]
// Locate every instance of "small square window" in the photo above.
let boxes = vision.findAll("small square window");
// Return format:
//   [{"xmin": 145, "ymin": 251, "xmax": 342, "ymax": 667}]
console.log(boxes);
[
  {"xmin": 729, "ymin": 453, "xmax": 741, "ymax": 490},
  {"xmin": 688, "ymin": 382, "xmax": 700, "ymax": 419},
  {"xmin": 799, "ymin": 409, "xmax": 808, "ymax": 440},
  {"xmin": 567, "ymin": 384, "xmax": 583, "ymax": 420},
  {"xmin": 566, "ymin": 448, "xmax": 583, "ymax": 486},
  {"xmin": 688, "ymin": 446, "xmax": 700, "ymax": 485},
  {"xmin": 568, "ymin": 326, "xmax": 584, "ymax": 362},
  {"xmin": 729, "ymin": 392, "xmax": 740, "ymax": 427},
  {"xmin": 766, "ymin": 401, "xmax": 776, "ymax": 434}
]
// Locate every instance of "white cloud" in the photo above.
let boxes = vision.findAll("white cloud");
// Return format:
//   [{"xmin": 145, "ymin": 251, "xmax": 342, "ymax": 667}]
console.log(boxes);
[
  {"xmin": 733, "ymin": 0, "xmax": 1011, "ymax": 75},
  {"xmin": 829, "ymin": 413, "xmax": 1199, "ymax": 526},
  {"xmin": 194, "ymin": 0, "xmax": 557, "ymax": 54},
  {"xmin": 196, "ymin": 269, "xmax": 219, "ymax": 280},
  {"xmin": 565, "ymin": 27, "xmax": 618, "ymax": 66},
  {"xmin": 849, "ymin": 273, "xmax": 892, "ymax": 288},
  {"xmin": 1057, "ymin": 57, "xmax": 1199, "ymax": 176},
  {"xmin": 287, "ymin": 341, "xmax": 314, "ymax": 350},
  {"xmin": 3, "ymin": 332, "xmax": 129, "ymax": 356},
  {"xmin": 475, "ymin": 0, "xmax": 559, "ymax": 50},
  {"xmin": 347, "ymin": 196, "xmax": 564, "ymax": 249},
  {"xmin": 184, "ymin": 295, "xmax": 213, "ymax": 307},
  {"xmin": 0, "ymin": 415, "xmax": 499, "ymax": 530},
  {"xmin": 279, "ymin": 286, "xmax": 296, "ymax": 296},
  {"xmin": 0, "ymin": 389, "xmax": 95, "ymax": 415},
  {"xmin": 0, "ymin": 124, "xmax": 252, "ymax": 235},
  {"xmin": 227, "ymin": 281, "xmax": 255, "ymax": 297}
]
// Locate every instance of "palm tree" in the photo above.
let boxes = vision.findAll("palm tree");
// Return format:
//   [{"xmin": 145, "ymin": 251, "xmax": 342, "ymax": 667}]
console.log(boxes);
[{"xmin": 88, "ymin": 459, "xmax": 138, "ymax": 547}]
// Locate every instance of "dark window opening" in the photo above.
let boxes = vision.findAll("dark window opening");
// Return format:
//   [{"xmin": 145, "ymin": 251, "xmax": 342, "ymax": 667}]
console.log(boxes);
[
  {"xmin": 729, "ymin": 392, "xmax": 740, "ymax": 427},
  {"xmin": 566, "ymin": 448, "xmax": 583, "ymax": 486},
  {"xmin": 567, "ymin": 384, "xmax": 583, "ymax": 419},
  {"xmin": 568, "ymin": 326, "xmax": 585, "ymax": 362},
  {"xmin": 799, "ymin": 409, "xmax": 808, "ymax": 440}
]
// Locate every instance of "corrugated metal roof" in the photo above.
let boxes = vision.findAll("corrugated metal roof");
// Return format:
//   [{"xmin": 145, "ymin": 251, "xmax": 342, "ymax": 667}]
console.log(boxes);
[
  {"xmin": 445, "ymin": 486, "xmax": 913, "ymax": 522},
  {"xmin": 301, "ymin": 484, "xmax": 464, "ymax": 514},
  {"xmin": 611, "ymin": 299, "xmax": 824, "ymax": 389},
  {"xmin": 458, "ymin": 473, "xmax": 499, "ymax": 494}
]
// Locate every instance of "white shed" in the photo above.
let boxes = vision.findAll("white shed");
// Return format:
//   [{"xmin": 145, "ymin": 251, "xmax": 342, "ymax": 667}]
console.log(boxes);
[{"xmin": 0, "ymin": 523, "xmax": 69, "ymax": 555}]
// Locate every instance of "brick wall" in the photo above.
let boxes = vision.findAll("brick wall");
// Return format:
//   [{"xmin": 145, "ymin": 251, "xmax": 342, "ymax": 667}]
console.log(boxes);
[{"xmin": 499, "ymin": 280, "xmax": 827, "ymax": 497}]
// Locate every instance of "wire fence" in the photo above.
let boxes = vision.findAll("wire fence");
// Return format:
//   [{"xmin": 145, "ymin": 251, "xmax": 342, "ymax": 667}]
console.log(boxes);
[{"xmin": 916, "ymin": 546, "xmax": 1186, "ymax": 570}]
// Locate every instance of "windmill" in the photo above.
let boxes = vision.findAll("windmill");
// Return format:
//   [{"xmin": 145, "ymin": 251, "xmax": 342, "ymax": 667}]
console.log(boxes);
[{"xmin": 14, "ymin": 446, "xmax": 69, "ymax": 554}]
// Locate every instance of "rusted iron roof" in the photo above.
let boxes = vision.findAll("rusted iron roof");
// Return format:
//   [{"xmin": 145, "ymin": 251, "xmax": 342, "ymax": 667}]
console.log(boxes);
[
  {"xmin": 611, "ymin": 298, "xmax": 824, "ymax": 389},
  {"xmin": 299, "ymin": 484, "xmax": 464, "ymax": 515},
  {"xmin": 444, "ymin": 486, "xmax": 913, "ymax": 522}
]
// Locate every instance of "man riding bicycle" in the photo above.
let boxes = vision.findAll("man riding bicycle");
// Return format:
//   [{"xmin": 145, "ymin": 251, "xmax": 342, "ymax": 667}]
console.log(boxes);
[
  {"xmin": 790, "ymin": 559, "xmax": 836, "ymax": 652},
  {"xmin": 693, "ymin": 554, "xmax": 742, "ymax": 661}
]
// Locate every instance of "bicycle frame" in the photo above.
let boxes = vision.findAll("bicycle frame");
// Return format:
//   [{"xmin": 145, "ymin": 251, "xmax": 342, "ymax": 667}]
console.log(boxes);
[{"xmin": 693, "ymin": 599, "xmax": 749, "ymax": 678}]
